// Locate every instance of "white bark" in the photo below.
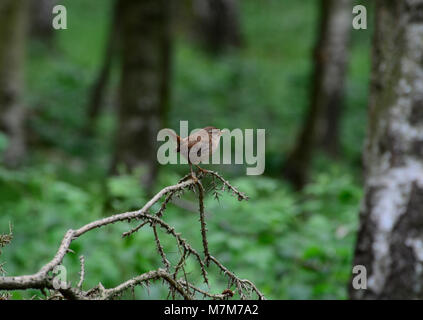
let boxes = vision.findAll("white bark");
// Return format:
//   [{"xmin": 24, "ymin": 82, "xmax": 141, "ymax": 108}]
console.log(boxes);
[{"xmin": 351, "ymin": 0, "xmax": 423, "ymax": 299}]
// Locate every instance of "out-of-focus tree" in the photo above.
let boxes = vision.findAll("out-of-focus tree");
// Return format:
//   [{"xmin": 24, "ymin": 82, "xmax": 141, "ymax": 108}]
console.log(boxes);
[
  {"xmin": 350, "ymin": 0, "xmax": 423, "ymax": 299},
  {"xmin": 112, "ymin": 0, "xmax": 171, "ymax": 189},
  {"xmin": 192, "ymin": 0, "xmax": 242, "ymax": 54},
  {"xmin": 86, "ymin": 0, "xmax": 121, "ymax": 129},
  {"xmin": 0, "ymin": 0, "xmax": 28, "ymax": 167},
  {"xmin": 30, "ymin": 0, "xmax": 56, "ymax": 41},
  {"xmin": 283, "ymin": 0, "xmax": 352, "ymax": 189}
]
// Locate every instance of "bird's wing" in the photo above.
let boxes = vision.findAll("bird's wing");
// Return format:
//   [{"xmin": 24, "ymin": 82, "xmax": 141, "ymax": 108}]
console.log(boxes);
[{"xmin": 187, "ymin": 135, "xmax": 202, "ymax": 149}]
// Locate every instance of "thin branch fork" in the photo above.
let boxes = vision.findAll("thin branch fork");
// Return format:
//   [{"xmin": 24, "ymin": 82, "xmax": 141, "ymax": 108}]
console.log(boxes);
[
  {"xmin": 0, "ymin": 178, "xmax": 195, "ymax": 291},
  {"xmin": 0, "ymin": 171, "xmax": 264, "ymax": 300}
]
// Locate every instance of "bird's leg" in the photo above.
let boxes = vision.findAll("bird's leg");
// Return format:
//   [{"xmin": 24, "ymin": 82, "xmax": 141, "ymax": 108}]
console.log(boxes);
[{"xmin": 189, "ymin": 163, "xmax": 198, "ymax": 182}]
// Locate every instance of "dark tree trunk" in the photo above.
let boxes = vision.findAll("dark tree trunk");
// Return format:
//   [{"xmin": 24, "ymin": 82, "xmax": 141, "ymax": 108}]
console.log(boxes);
[
  {"xmin": 193, "ymin": 0, "xmax": 242, "ymax": 54},
  {"xmin": 86, "ymin": 0, "xmax": 121, "ymax": 130},
  {"xmin": 30, "ymin": 0, "xmax": 56, "ymax": 41},
  {"xmin": 282, "ymin": 0, "xmax": 351, "ymax": 189},
  {"xmin": 349, "ymin": 0, "xmax": 423, "ymax": 299},
  {"xmin": 0, "ymin": 0, "xmax": 28, "ymax": 168},
  {"xmin": 318, "ymin": 0, "xmax": 351, "ymax": 155},
  {"xmin": 112, "ymin": 0, "xmax": 171, "ymax": 189}
]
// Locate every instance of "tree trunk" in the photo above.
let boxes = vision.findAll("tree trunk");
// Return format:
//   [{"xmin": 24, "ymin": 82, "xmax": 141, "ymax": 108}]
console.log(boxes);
[
  {"xmin": 86, "ymin": 0, "xmax": 121, "ymax": 130},
  {"xmin": 0, "ymin": 0, "xmax": 28, "ymax": 168},
  {"xmin": 350, "ymin": 0, "xmax": 423, "ymax": 299},
  {"xmin": 192, "ymin": 0, "xmax": 242, "ymax": 54},
  {"xmin": 282, "ymin": 0, "xmax": 351, "ymax": 189},
  {"xmin": 112, "ymin": 0, "xmax": 171, "ymax": 189},
  {"xmin": 318, "ymin": 0, "xmax": 352, "ymax": 155},
  {"xmin": 30, "ymin": 0, "xmax": 56, "ymax": 41}
]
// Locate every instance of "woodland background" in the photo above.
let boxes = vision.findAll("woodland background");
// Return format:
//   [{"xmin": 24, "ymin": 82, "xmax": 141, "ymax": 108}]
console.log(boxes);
[{"xmin": 0, "ymin": 0, "xmax": 379, "ymax": 299}]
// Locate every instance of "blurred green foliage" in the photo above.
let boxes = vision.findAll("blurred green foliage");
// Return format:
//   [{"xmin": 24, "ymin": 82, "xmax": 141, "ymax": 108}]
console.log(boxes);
[{"xmin": 0, "ymin": 0, "xmax": 372, "ymax": 299}]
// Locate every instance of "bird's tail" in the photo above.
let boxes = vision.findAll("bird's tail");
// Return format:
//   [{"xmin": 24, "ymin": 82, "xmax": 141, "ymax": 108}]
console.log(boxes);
[{"xmin": 164, "ymin": 129, "xmax": 181, "ymax": 152}]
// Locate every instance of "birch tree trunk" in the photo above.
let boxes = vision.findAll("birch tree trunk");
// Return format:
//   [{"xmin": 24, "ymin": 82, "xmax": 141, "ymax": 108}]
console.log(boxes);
[
  {"xmin": 0, "ymin": 0, "xmax": 28, "ymax": 167},
  {"xmin": 112, "ymin": 0, "xmax": 171, "ymax": 189},
  {"xmin": 283, "ymin": 0, "xmax": 351, "ymax": 189},
  {"xmin": 350, "ymin": 0, "xmax": 423, "ymax": 299}
]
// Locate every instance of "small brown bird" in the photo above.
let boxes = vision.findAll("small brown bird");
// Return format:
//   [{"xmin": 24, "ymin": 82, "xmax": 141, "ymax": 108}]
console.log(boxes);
[{"xmin": 168, "ymin": 126, "xmax": 226, "ymax": 177}]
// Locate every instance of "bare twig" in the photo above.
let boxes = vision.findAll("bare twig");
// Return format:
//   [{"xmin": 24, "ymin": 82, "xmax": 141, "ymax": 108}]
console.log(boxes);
[
  {"xmin": 203, "ymin": 170, "xmax": 249, "ymax": 201},
  {"xmin": 0, "ymin": 223, "xmax": 13, "ymax": 254},
  {"xmin": 0, "ymin": 172, "xmax": 263, "ymax": 300},
  {"xmin": 196, "ymin": 181, "xmax": 210, "ymax": 265},
  {"xmin": 152, "ymin": 226, "xmax": 171, "ymax": 271},
  {"xmin": 122, "ymin": 221, "xmax": 148, "ymax": 238},
  {"xmin": 178, "ymin": 280, "xmax": 231, "ymax": 300},
  {"xmin": 101, "ymin": 269, "xmax": 191, "ymax": 300},
  {"xmin": 209, "ymin": 255, "xmax": 265, "ymax": 300},
  {"xmin": 78, "ymin": 256, "xmax": 85, "ymax": 290}
]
